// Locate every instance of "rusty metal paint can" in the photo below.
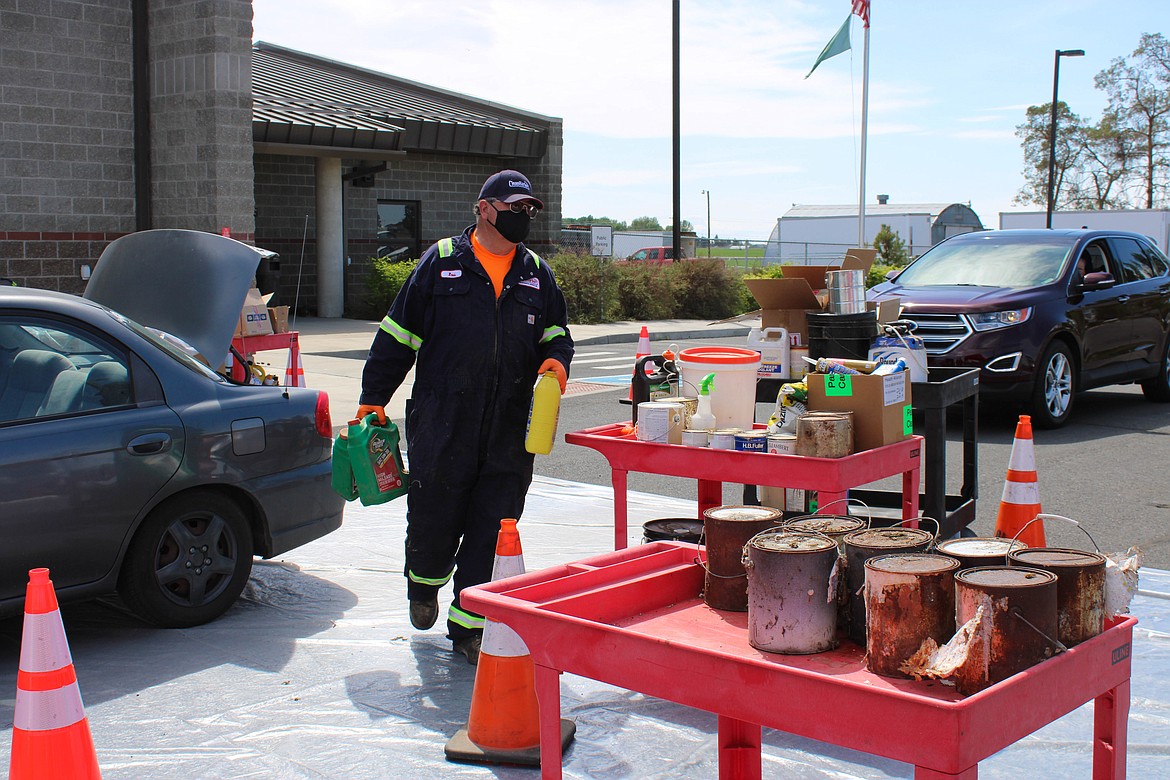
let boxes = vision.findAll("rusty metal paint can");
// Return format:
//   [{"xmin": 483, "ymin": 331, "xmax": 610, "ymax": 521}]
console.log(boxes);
[
  {"xmin": 936, "ymin": 536, "xmax": 1028, "ymax": 571},
  {"xmin": 701, "ymin": 505, "xmax": 782, "ymax": 612},
  {"xmin": 734, "ymin": 431, "xmax": 769, "ymax": 452},
  {"xmin": 864, "ymin": 554, "xmax": 961, "ymax": 678},
  {"xmin": 767, "ymin": 432, "xmax": 797, "ymax": 454},
  {"xmin": 954, "ymin": 566, "xmax": 1060, "ymax": 694},
  {"xmin": 795, "ymin": 411, "xmax": 853, "ymax": 458},
  {"xmin": 744, "ymin": 530, "xmax": 841, "ymax": 654},
  {"xmin": 1007, "ymin": 548, "xmax": 1107, "ymax": 647},
  {"xmin": 708, "ymin": 428, "xmax": 740, "ymax": 450},
  {"xmin": 843, "ymin": 527, "xmax": 935, "ymax": 646}
]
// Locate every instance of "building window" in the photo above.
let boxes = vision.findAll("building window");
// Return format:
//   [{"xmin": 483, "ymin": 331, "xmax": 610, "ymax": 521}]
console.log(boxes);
[{"xmin": 376, "ymin": 200, "xmax": 421, "ymax": 261}]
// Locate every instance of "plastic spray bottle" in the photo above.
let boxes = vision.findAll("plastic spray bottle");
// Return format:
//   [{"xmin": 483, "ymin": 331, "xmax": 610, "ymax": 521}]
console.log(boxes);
[
  {"xmin": 689, "ymin": 373, "xmax": 717, "ymax": 431},
  {"xmin": 348, "ymin": 413, "xmax": 409, "ymax": 506},
  {"xmin": 525, "ymin": 371, "xmax": 561, "ymax": 455}
]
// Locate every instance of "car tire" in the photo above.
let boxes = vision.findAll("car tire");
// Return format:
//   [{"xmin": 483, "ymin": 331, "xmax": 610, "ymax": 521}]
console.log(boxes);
[
  {"xmin": 1141, "ymin": 337, "xmax": 1170, "ymax": 403},
  {"xmin": 1030, "ymin": 342, "xmax": 1076, "ymax": 429},
  {"xmin": 118, "ymin": 491, "xmax": 254, "ymax": 628}
]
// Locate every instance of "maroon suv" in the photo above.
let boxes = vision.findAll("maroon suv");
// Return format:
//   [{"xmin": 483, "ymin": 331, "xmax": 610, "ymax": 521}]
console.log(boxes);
[{"xmin": 867, "ymin": 229, "xmax": 1170, "ymax": 428}]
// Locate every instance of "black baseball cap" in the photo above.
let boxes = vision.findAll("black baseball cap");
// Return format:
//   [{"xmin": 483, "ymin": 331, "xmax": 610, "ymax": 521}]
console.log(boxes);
[{"xmin": 478, "ymin": 170, "xmax": 544, "ymax": 209}]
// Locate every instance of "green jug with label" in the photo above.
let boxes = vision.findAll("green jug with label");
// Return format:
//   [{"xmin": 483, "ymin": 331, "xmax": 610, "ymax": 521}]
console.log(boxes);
[
  {"xmin": 330, "ymin": 428, "xmax": 359, "ymax": 501},
  {"xmin": 348, "ymin": 413, "xmax": 409, "ymax": 505}
]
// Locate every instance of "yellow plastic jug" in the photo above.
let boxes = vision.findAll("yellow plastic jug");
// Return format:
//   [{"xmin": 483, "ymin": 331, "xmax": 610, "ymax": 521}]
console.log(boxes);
[{"xmin": 525, "ymin": 371, "xmax": 561, "ymax": 455}]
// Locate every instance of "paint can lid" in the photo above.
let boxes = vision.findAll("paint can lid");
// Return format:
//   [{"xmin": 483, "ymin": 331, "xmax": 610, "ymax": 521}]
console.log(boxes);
[
  {"xmin": 955, "ymin": 565, "xmax": 1058, "ymax": 587},
  {"xmin": 865, "ymin": 553, "xmax": 961, "ymax": 575},
  {"xmin": 844, "ymin": 527, "xmax": 933, "ymax": 548},
  {"xmin": 937, "ymin": 537, "xmax": 1027, "ymax": 557},
  {"xmin": 785, "ymin": 514, "xmax": 865, "ymax": 535},
  {"xmin": 1006, "ymin": 548, "xmax": 1106, "ymax": 568},
  {"xmin": 704, "ymin": 505, "xmax": 781, "ymax": 522},
  {"xmin": 750, "ymin": 530, "xmax": 836, "ymax": 553}
]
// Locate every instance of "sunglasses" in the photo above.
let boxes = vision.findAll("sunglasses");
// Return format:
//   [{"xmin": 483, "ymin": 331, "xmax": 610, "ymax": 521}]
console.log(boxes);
[{"xmin": 491, "ymin": 200, "xmax": 541, "ymax": 219}]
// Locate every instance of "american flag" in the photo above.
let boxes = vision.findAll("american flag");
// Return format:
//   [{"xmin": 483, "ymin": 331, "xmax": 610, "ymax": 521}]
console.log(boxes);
[{"xmin": 851, "ymin": 0, "xmax": 870, "ymax": 28}]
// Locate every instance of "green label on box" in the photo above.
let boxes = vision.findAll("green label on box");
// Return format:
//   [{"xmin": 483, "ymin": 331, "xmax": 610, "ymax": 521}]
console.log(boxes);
[
  {"xmin": 824, "ymin": 373, "xmax": 853, "ymax": 396},
  {"xmin": 903, "ymin": 404, "xmax": 913, "ymax": 434}
]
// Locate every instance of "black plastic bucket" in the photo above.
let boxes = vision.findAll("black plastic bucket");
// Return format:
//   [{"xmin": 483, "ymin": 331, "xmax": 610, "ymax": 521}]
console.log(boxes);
[
  {"xmin": 807, "ymin": 311, "xmax": 878, "ymax": 362},
  {"xmin": 643, "ymin": 518, "xmax": 704, "ymax": 544}
]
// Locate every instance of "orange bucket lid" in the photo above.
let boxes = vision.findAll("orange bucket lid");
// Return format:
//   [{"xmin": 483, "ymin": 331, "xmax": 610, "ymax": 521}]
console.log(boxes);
[{"xmin": 678, "ymin": 346, "xmax": 760, "ymax": 365}]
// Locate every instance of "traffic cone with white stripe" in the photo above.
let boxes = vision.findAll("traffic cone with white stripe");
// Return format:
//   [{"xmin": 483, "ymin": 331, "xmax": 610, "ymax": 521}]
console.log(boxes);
[
  {"xmin": 445, "ymin": 519, "xmax": 575, "ymax": 767},
  {"xmin": 284, "ymin": 350, "xmax": 305, "ymax": 387},
  {"xmin": 9, "ymin": 568, "xmax": 101, "ymax": 780},
  {"xmin": 628, "ymin": 325, "xmax": 652, "ymax": 401},
  {"xmin": 994, "ymin": 415, "xmax": 1047, "ymax": 547}
]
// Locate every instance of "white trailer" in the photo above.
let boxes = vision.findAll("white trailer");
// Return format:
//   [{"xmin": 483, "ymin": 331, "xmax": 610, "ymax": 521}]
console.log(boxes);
[{"xmin": 998, "ymin": 209, "xmax": 1170, "ymax": 254}]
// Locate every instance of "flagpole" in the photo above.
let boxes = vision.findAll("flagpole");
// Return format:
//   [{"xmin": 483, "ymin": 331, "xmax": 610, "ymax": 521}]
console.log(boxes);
[{"xmin": 857, "ymin": 16, "xmax": 870, "ymax": 248}]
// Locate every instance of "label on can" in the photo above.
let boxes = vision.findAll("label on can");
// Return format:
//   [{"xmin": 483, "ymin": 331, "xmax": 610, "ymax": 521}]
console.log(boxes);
[
  {"xmin": 709, "ymin": 428, "xmax": 739, "ymax": 450},
  {"xmin": 734, "ymin": 431, "xmax": 768, "ymax": 452},
  {"xmin": 681, "ymin": 429, "xmax": 710, "ymax": 447},
  {"xmin": 767, "ymin": 433, "xmax": 797, "ymax": 454}
]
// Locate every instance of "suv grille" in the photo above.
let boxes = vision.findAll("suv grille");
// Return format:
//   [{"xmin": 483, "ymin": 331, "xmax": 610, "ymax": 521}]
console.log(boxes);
[{"xmin": 900, "ymin": 313, "xmax": 972, "ymax": 355}]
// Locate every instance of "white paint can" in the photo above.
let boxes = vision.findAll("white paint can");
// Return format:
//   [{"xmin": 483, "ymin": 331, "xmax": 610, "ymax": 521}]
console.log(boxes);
[{"xmin": 635, "ymin": 401, "xmax": 684, "ymax": 444}]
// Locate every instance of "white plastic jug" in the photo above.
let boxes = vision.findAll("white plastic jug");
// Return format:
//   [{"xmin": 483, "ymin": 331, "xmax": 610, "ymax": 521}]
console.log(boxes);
[
  {"xmin": 677, "ymin": 346, "xmax": 761, "ymax": 430},
  {"xmin": 868, "ymin": 324, "xmax": 928, "ymax": 383},
  {"xmin": 746, "ymin": 327, "xmax": 791, "ymax": 380}
]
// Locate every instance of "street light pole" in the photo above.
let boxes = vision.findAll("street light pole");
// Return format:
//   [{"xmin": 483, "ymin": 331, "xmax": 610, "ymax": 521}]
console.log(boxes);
[
  {"xmin": 701, "ymin": 189, "xmax": 711, "ymax": 257},
  {"xmin": 1046, "ymin": 48, "xmax": 1084, "ymax": 229}
]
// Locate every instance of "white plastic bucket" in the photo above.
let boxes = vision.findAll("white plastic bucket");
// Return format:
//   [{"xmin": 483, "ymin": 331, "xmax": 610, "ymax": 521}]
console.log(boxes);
[{"xmin": 677, "ymin": 346, "xmax": 761, "ymax": 430}]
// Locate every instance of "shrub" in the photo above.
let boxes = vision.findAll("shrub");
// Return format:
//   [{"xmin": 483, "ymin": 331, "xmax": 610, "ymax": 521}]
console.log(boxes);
[
  {"xmin": 614, "ymin": 263, "xmax": 676, "ymax": 320},
  {"xmin": 671, "ymin": 259, "xmax": 742, "ymax": 320},
  {"xmin": 868, "ymin": 262, "xmax": 899, "ymax": 288},
  {"xmin": 364, "ymin": 256, "xmax": 418, "ymax": 319},
  {"xmin": 547, "ymin": 248, "xmax": 617, "ymax": 324}
]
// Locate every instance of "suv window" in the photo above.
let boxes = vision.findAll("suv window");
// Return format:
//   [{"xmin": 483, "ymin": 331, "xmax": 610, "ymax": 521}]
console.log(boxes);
[{"xmin": 1108, "ymin": 237, "xmax": 1164, "ymax": 282}]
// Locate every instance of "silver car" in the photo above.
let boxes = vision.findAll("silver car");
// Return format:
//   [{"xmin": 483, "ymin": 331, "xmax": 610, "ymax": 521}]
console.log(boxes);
[{"xmin": 0, "ymin": 230, "xmax": 344, "ymax": 627}]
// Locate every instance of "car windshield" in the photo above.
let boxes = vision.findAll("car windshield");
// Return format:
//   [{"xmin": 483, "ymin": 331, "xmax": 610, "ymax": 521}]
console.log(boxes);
[
  {"xmin": 894, "ymin": 236, "xmax": 1072, "ymax": 289},
  {"xmin": 112, "ymin": 311, "xmax": 226, "ymax": 382}
]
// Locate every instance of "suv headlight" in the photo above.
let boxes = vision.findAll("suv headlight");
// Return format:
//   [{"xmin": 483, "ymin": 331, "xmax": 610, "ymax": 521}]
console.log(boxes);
[{"xmin": 968, "ymin": 307, "xmax": 1032, "ymax": 332}]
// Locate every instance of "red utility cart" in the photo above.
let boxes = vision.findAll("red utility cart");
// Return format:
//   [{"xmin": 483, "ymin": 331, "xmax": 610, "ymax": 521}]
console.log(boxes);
[{"xmin": 462, "ymin": 542, "xmax": 1135, "ymax": 779}]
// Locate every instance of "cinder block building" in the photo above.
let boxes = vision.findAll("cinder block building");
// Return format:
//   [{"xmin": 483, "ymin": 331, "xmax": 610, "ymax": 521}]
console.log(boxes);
[{"xmin": 1, "ymin": 0, "xmax": 563, "ymax": 317}]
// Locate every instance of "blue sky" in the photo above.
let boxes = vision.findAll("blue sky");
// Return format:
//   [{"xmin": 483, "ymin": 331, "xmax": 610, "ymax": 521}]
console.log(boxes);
[{"xmin": 252, "ymin": 0, "xmax": 1164, "ymax": 240}]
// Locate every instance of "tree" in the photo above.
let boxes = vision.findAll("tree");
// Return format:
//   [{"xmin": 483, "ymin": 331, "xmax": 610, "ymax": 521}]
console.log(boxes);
[
  {"xmin": 664, "ymin": 220, "xmax": 694, "ymax": 232},
  {"xmin": 1014, "ymin": 102, "xmax": 1087, "ymax": 208},
  {"xmin": 1094, "ymin": 33, "xmax": 1170, "ymax": 208},
  {"xmin": 872, "ymin": 224, "xmax": 909, "ymax": 266},
  {"xmin": 563, "ymin": 215, "xmax": 628, "ymax": 231},
  {"xmin": 629, "ymin": 216, "xmax": 663, "ymax": 231}
]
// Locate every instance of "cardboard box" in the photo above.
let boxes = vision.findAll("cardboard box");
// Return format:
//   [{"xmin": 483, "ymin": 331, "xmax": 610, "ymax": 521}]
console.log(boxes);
[
  {"xmin": 268, "ymin": 305, "xmax": 290, "ymax": 334},
  {"xmin": 235, "ymin": 287, "xmax": 273, "ymax": 337},
  {"xmin": 805, "ymin": 370, "xmax": 912, "ymax": 452},
  {"xmin": 742, "ymin": 248, "xmax": 883, "ymax": 346}
]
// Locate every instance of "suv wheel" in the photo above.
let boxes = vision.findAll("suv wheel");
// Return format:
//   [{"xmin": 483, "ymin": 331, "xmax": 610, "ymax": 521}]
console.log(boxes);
[
  {"xmin": 118, "ymin": 491, "xmax": 254, "ymax": 627},
  {"xmin": 1141, "ymin": 337, "xmax": 1170, "ymax": 403},
  {"xmin": 1030, "ymin": 342, "xmax": 1075, "ymax": 429}
]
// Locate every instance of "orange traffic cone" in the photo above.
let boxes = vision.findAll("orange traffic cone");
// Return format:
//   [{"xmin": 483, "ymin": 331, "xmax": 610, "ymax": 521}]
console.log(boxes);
[
  {"xmin": 445, "ymin": 519, "xmax": 575, "ymax": 767},
  {"xmin": 628, "ymin": 325, "xmax": 652, "ymax": 401},
  {"xmin": 9, "ymin": 569, "xmax": 101, "ymax": 780},
  {"xmin": 994, "ymin": 415, "xmax": 1047, "ymax": 547},
  {"xmin": 284, "ymin": 350, "xmax": 306, "ymax": 387}
]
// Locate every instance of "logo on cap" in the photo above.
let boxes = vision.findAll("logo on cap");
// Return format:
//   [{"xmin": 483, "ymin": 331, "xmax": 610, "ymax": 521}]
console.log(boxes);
[{"xmin": 509, "ymin": 179, "xmax": 531, "ymax": 191}]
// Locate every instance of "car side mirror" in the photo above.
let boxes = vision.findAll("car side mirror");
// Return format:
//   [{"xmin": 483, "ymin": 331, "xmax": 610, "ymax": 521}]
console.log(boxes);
[
  {"xmin": 884, "ymin": 268, "xmax": 901, "ymax": 282},
  {"xmin": 1080, "ymin": 271, "xmax": 1116, "ymax": 289}
]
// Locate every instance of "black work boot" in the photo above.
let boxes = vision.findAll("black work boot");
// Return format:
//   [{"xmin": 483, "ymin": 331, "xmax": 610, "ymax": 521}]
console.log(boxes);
[
  {"xmin": 451, "ymin": 634, "xmax": 482, "ymax": 665},
  {"xmin": 409, "ymin": 596, "xmax": 438, "ymax": 630}
]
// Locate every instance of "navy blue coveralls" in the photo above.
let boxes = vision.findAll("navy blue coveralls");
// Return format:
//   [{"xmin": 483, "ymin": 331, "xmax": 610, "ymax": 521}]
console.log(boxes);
[{"xmin": 359, "ymin": 227, "xmax": 574, "ymax": 640}]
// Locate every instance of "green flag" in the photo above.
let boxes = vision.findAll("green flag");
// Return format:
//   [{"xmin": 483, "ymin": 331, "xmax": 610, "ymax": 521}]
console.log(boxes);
[{"xmin": 805, "ymin": 15, "xmax": 852, "ymax": 79}]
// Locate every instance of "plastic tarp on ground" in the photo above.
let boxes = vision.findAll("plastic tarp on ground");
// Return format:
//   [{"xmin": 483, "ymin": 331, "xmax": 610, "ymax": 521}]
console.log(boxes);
[{"xmin": 1, "ymin": 476, "xmax": 1168, "ymax": 778}]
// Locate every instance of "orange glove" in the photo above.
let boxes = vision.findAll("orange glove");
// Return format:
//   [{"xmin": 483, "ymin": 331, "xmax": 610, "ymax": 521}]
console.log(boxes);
[
  {"xmin": 539, "ymin": 358, "xmax": 568, "ymax": 394},
  {"xmin": 355, "ymin": 404, "xmax": 387, "ymax": 425}
]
